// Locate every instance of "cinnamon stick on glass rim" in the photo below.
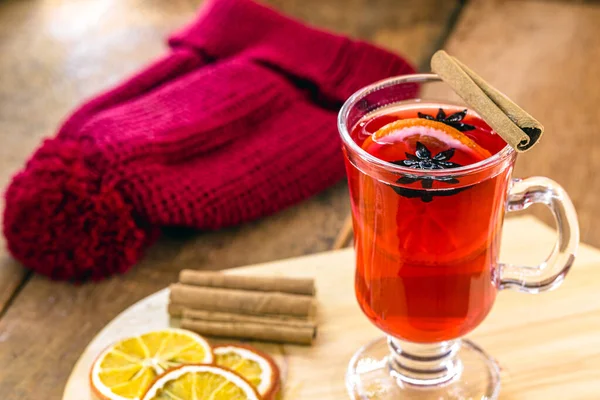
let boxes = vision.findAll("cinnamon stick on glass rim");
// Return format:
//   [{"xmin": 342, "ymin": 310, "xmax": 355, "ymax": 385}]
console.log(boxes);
[
  {"xmin": 431, "ymin": 50, "xmax": 544, "ymax": 152},
  {"xmin": 179, "ymin": 270, "xmax": 316, "ymax": 296}
]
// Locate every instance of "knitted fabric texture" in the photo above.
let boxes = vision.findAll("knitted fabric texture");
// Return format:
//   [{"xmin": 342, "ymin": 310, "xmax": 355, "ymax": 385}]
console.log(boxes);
[{"xmin": 3, "ymin": 0, "xmax": 416, "ymax": 281}]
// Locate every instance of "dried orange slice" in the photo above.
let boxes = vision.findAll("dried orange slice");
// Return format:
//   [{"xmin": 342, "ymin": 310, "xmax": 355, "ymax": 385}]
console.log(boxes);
[
  {"xmin": 141, "ymin": 364, "xmax": 260, "ymax": 400},
  {"xmin": 90, "ymin": 328, "xmax": 213, "ymax": 400},
  {"xmin": 363, "ymin": 118, "xmax": 492, "ymax": 161},
  {"xmin": 214, "ymin": 344, "xmax": 280, "ymax": 399}
]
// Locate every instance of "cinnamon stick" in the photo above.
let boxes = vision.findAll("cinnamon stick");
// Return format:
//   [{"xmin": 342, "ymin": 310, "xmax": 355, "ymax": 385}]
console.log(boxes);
[
  {"xmin": 184, "ymin": 307, "xmax": 315, "ymax": 327},
  {"xmin": 181, "ymin": 318, "xmax": 316, "ymax": 345},
  {"xmin": 179, "ymin": 270, "xmax": 315, "ymax": 296},
  {"xmin": 168, "ymin": 303, "xmax": 186, "ymax": 318},
  {"xmin": 169, "ymin": 304, "xmax": 315, "ymax": 326},
  {"xmin": 169, "ymin": 283, "xmax": 314, "ymax": 318},
  {"xmin": 431, "ymin": 50, "xmax": 544, "ymax": 152}
]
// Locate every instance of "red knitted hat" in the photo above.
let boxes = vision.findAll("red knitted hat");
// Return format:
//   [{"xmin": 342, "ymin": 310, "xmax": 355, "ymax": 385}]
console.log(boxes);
[{"xmin": 3, "ymin": 0, "xmax": 416, "ymax": 281}]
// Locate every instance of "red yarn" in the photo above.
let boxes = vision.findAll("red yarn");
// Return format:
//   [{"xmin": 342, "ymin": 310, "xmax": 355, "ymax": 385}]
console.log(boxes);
[
  {"xmin": 4, "ymin": 139, "xmax": 157, "ymax": 281},
  {"xmin": 3, "ymin": 0, "xmax": 416, "ymax": 281}
]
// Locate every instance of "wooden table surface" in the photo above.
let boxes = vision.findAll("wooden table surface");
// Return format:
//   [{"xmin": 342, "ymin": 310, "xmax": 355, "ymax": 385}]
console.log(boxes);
[
  {"xmin": 61, "ymin": 217, "xmax": 600, "ymax": 400},
  {"xmin": 0, "ymin": 0, "xmax": 599, "ymax": 398}
]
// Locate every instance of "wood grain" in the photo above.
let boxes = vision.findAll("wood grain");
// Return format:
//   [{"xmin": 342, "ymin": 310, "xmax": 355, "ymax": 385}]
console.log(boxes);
[
  {"xmin": 63, "ymin": 216, "xmax": 600, "ymax": 400},
  {"xmin": 443, "ymin": 0, "xmax": 600, "ymax": 246},
  {"xmin": 264, "ymin": 0, "xmax": 462, "ymax": 68},
  {"xmin": 0, "ymin": 0, "xmax": 200, "ymax": 324},
  {"xmin": 0, "ymin": 258, "xmax": 27, "ymax": 315},
  {"xmin": 0, "ymin": 0, "xmax": 460, "ymax": 398},
  {"xmin": 332, "ymin": 214, "xmax": 354, "ymax": 250}
]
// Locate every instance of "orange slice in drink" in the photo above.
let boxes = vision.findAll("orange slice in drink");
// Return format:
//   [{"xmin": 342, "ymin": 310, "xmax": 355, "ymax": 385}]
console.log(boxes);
[
  {"xmin": 363, "ymin": 118, "xmax": 492, "ymax": 162},
  {"xmin": 360, "ymin": 118, "xmax": 493, "ymax": 265}
]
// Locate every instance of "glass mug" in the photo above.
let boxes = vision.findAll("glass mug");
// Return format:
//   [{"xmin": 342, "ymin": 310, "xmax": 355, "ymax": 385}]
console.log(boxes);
[{"xmin": 338, "ymin": 74, "xmax": 579, "ymax": 399}]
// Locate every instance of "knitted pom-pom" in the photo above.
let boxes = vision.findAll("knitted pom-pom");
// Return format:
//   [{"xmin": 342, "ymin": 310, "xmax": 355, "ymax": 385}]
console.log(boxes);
[{"xmin": 3, "ymin": 139, "xmax": 156, "ymax": 282}]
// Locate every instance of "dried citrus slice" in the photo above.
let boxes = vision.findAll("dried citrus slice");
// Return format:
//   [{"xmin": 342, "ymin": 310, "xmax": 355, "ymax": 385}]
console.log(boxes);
[
  {"xmin": 363, "ymin": 118, "xmax": 492, "ymax": 161},
  {"xmin": 141, "ymin": 364, "xmax": 260, "ymax": 400},
  {"xmin": 90, "ymin": 328, "xmax": 213, "ymax": 400},
  {"xmin": 214, "ymin": 344, "xmax": 280, "ymax": 399}
]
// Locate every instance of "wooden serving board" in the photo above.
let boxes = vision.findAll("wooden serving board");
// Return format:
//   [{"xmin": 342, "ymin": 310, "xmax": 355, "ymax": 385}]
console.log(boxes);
[{"xmin": 62, "ymin": 216, "xmax": 600, "ymax": 400}]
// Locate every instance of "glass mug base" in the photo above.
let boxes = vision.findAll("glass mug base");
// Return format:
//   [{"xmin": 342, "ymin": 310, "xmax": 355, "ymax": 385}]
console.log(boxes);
[{"xmin": 346, "ymin": 337, "xmax": 500, "ymax": 400}]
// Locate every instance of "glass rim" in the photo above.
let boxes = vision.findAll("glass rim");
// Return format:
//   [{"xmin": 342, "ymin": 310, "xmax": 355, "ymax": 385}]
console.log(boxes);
[{"xmin": 337, "ymin": 73, "xmax": 516, "ymax": 177}]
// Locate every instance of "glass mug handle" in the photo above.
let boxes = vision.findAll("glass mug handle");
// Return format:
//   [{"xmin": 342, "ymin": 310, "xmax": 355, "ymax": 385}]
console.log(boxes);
[{"xmin": 500, "ymin": 177, "xmax": 579, "ymax": 293}]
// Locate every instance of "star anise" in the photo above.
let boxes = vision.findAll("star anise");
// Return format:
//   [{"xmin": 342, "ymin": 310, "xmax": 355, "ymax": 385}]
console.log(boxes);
[
  {"xmin": 418, "ymin": 108, "xmax": 475, "ymax": 132},
  {"xmin": 392, "ymin": 142, "xmax": 461, "ymax": 172},
  {"xmin": 390, "ymin": 142, "xmax": 465, "ymax": 202}
]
